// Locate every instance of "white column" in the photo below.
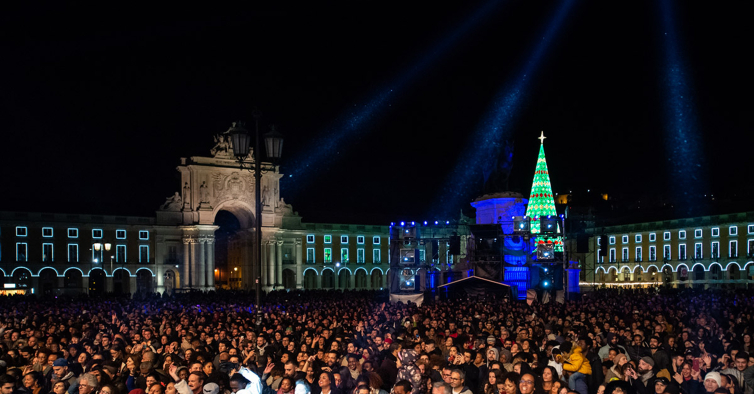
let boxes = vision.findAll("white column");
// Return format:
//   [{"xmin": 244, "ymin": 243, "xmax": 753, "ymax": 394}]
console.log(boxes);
[
  {"xmin": 198, "ymin": 239, "xmax": 207, "ymax": 289},
  {"xmin": 268, "ymin": 241, "xmax": 276, "ymax": 291},
  {"xmin": 382, "ymin": 271, "xmax": 388, "ymax": 289},
  {"xmin": 295, "ymin": 240, "xmax": 303, "ymax": 289},
  {"xmin": 190, "ymin": 240, "xmax": 198, "ymax": 288},
  {"xmin": 182, "ymin": 239, "xmax": 191, "ymax": 289},
  {"xmin": 207, "ymin": 240, "xmax": 215, "ymax": 289},
  {"xmin": 365, "ymin": 271, "xmax": 372, "ymax": 290},
  {"xmin": 260, "ymin": 236, "xmax": 267, "ymax": 291},
  {"xmin": 276, "ymin": 240, "xmax": 283, "ymax": 288},
  {"xmin": 316, "ymin": 271, "xmax": 322, "ymax": 289},
  {"xmin": 349, "ymin": 272, "xmax": 355, "ymax": 289}
]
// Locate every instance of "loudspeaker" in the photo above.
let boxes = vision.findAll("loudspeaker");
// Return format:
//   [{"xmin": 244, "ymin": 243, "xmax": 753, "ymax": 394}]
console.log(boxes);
[
  {"xmin": 513, "ymin": 216, "xmax": 530, "ymax": 232},
  {"xmin": 449, "ymin": 236, "xmax": 461, "ymax": 255},
  {"xmin": 540, "ymin": 216, "xmax": 558, "ymax": 234}
]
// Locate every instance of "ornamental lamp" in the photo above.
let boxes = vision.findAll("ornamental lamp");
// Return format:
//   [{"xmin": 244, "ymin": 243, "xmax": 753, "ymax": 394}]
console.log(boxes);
[{"xmin": 229, "ymin": 122, "xmax": 251, "ymax": 161}]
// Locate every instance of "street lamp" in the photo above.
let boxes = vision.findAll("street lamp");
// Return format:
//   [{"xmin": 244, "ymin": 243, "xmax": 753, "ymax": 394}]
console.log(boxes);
[
  {"xmin": 233, "ymin": 266, "xmax": 238, "ymax": 289},
  {"xmin": 229, "ymin": 110, "xmax": 284, "ymax": 319},
  {"xmin": 93, "ymin": 242, "xmax": 112, "ymax": 264}
]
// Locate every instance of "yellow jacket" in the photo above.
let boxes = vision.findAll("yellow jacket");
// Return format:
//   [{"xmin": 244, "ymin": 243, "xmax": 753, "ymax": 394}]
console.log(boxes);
[{"xmin": 563, "ymin": 346, "xmax": 592, "ymax": 375}]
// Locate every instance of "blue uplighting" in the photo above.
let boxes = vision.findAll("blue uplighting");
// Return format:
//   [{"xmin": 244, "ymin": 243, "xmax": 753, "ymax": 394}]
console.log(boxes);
[
  {"xmin": 658, "ymin": 0, "xmax": 707, "ymax": 212},
  {"xmin": 433, "ymin": 0, "xmax": 576, "ymax": 216},
  {"xmin": 283, "ymin": 0, "xmax": 508, "ymax": 194}
]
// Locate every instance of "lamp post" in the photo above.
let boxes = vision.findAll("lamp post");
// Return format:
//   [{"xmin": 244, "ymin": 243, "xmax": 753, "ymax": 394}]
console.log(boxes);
[
  {"xmin": 93, "ymin": 242, "xmax": 112, "ymax": 293},
  {"xmin": 229, "ymin": 111, "xmax": 284, "ymax": 318}
]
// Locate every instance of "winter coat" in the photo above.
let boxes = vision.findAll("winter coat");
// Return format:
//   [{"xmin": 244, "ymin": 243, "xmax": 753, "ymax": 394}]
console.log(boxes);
[{"xmin": 563, "ymin": 346, "xmax": 592, "ymax": 375}]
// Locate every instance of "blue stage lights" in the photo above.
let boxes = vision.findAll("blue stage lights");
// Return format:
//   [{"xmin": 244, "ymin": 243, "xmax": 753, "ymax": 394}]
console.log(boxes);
[
  {"xmin": 284, "ymin": 0, "xmax": 508, "ymax": 195},
  {"xmin": 432, "ymin": 0, "xmax": 576, "ymax": 216}
]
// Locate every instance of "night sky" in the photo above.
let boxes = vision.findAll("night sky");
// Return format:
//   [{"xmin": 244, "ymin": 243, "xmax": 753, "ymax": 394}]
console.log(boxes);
[{"xmin": 1, "ymin": 1, "xmax": 751, "ymax": 223}]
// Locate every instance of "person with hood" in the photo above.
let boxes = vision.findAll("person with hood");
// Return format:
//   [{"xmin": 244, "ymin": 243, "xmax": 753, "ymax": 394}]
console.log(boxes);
[
  {"xmin": 396, "ymin": 350, "xmax": 422, "ymax": 394},
  {"xmin": 561, "ymin": 342, "xmax": 591, "ymax": 394},
  {"xmin": 479, "ymin": 348, "xmax": 500, "ymax": 392},
  {"xmin": 604, "ymin": 354, "xmax": 628, "ymax": 384}
]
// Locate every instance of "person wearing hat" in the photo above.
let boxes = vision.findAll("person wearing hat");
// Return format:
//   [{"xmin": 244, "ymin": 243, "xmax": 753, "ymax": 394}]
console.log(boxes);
[
  {"xmin": 704, "ymin": 372, "xmax": 723, "ymax": 394},
  {"xmin": 651, "ymin": 377, "xmax": 671, "ymax": 394},
  {"xmin": 52, "ymin": 358, "xmax": 80, "ymax": 394}
]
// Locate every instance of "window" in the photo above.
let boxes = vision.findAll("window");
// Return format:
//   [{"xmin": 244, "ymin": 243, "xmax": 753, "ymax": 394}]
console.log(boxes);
[
  {"xmin": 695, "ymin": 243, "xmax": 703, "ymax": 259},
  {"xmin": 116, "ymin": 230, "xmax": 127, "ymax": 239},
  {"xmin": 649, "ymin": 233, "xmax": 656, "ymax": 242},
  {"xmin": 68, "ymin": 228, "xmax": 78, "ymax": 238},
  {"xmin": 357, "ymin": 248, "xmax": 365, "ymax": 263},
  {"xmin": 730, "ymin": 241, "xmax": 738, "ymax": 258},
  {"xmin": 42, "ymin": 243, "xmax": 54, "ymax": 262},
  {"xmin": 16, "ymin": 227, "xmax": 27, "ymax": 237},
  {"xmin": 139, "ymin": 245, "xmax": 149, "ymax": 262},
  {"xmin": 622, "ymin": 248, "xmax": 629, "ymax": 262},
  {"xmin": 712, "ymin": 227, "xmax": 720, "ymax": 237},
  {"xmin": 324, "ymin": 235, "xmax": 332, "ymax": 244},
  {"xmin": 357, "ymin": 236, "xmax": 365, "ymax": 244},
  {"xmin": 117, "ymin": 245, "xmax": 126, "ymax": 263},
  {"xmin": 597, "ymin": 238, "xmax": 601, "ymax": 246},
  {"xmin": 43, "ymin": 227, "xmax": 53, "ymax": 237},
  {"xmin": 749, "ymin": 225, "xmax": 754, "ymax": 234},
  {"xmin": 447, "ymin": 251, "xmax": 453, "ymax": 264},
  {"xmin": 373, "ymin": 236, "xmax": 381, "ymax": 244},
  {"xmin": 92, "ymin": 246, "xmax": 103, "ymax": 263},
  {"xmin": 373, "ymin": 249, "xmax": 381, "ymax": 263},
  {"xmin": 306, "ymin": 235, "xmax": 315, "ymax": 244},
  {"xmin": 609, "ymin": 249, "xmax": 616, "ymax": 263},
  {"xmin": 679, "ymin": 244, "xmax": 686, "ymax": 260},
  {"xmin": 622, "ymin": 235, "xmax": 628, "ymax": 244},
  {"xmin": 306, "ymin": 248, "xmax": 315, "ymax": 263},
  {"xmin": 341, "ymin": 248, "xmax": 349, "ymax": 263},
  {"xmin": 139, "ymin": 231, "xmax": 149, "ymax": 240},
  {"xmin": 419, "ymin": 250, "xmax": 426, "ymax": 262},
  {"xmin": 609, "ymin": 236, "xmax": 616, "ymax": 245},
  {"xmin": 664, "ymin": 232, "xmax": 671, "ymax": 241},
  {"xmin": 663, "ymin": 245, "xmax": 671, "ymax": 260},
  {"xmin": 92, "ymin": 229, "xmax": 103, "ymax": 239},
  {"xmin": 635, "ymin": 247, "xmax": 642, "ymax": 262},
  {"xmin": 598, "ymin": 251, "xmax": 604, "ymax": 263},
  {"xmin": 168, "ymin": 246, "xmax": 177, "ymax": 262},
  {"xmin": 712, "ymin": 242, "xmax": 720, "ymax": 259},
  {"xmin": 695, "ymin": 229, "xmax": 702, "ymax": 238},
  {"xmin": 635, "ymin": 234, "xmax": 642, "ymax": 243},
  {"xmin": 16, "ymin": 243, "xmax": 28, "ymax": 261},
  {"xmin": 649, "ymin": 246, "xmax": 656, "ymax": 261},
  {"xmin": 730, "ymin": 226, "xmax": 738, "ymax": 236},
  {"xmin": 679, "ymin": 230, "xmax": 686, "ymax": 240},
  {"xmin": 324, "ymin": 248, "xmax": 332, "ymax": 263},
  {"xmin": 749, "ymin": 239, "xmax": 754, "ymax": 256},
  {"xmin": 341, "ymin": 236, "xmax": 348, "ymax": 244},
  {"xmin": 68, "ymin": 244, "xmax": 79, "ymax": 263}
]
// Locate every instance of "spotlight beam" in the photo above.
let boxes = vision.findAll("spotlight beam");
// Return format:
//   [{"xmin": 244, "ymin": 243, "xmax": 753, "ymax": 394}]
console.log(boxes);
[
  {"xmin": 658, "ymin": 0, "xmax": 707, "ymax": 212},
  {"xmin": 285, "ymin": 0, "xmax": 507, "ymax": 193},
  {"xmin": 432, "ymin": 0, "xmax": 576, "ymax": 216}
]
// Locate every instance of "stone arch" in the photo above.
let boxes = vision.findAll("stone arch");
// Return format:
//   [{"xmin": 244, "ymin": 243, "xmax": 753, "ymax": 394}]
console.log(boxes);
[
  {"xmin": 606, "ymin": 266, "xmax": 618, "ymax": 274},
  {"xmin": 113, "ymin": 268, "xmax": 131, "ymax": 294},
  {"xmin": 136, "ymin": 269, "xmax": 154, "ymax": 294},
  {"xmin": 691, "ymin": 262, "xmax": 706, "ymax": 272},
  {"xmin": 676, "ymin": 263, "xmax": 690, "ymax": 273},
  {"xmin": 371, "ymin": 269, "xmax": 383, "ymax": 289},
  {"xmin": 338, "ymin": 268, "xmax": 351, "ymax": 289},
  {"xmin": 38, "ymin": 268, "xmax": 58, "ymax": 295},
  {"xmin": 87, "ymin": 267, "xmax": 107, "ymax": 277},
  {"xmin": 631, "ymin": 265, "xmax": 644, "ymax": 274},
  {"xmin": 112, "ymin": 267, "xmax": 133, "ymax": 276},
  {"xmin": 303, "ymin": 268, "xmax": 317, "ymax": 289},
  {"xmin": 65, "ymin": 268, "xmax": 83, "ymax": 290},
  {"xmin": 13, "ymin": 268, "xmax": 32, "ymax": 289},
  {"xmin": 693, "ymin": 264, "xmax": 705, "ymax": 281},
  {"xmin": 37, "ymin": 266, "xmax": 60, "ymax": 277},
  {"xmin": 212, "ymin": 200, "xmax": 256, "ymax": 229},
  {"xmin": 354, "ymin": 268, "xmax": 368, "ymax": 289},
  {"xmin": 321, "ymin": 268, "xmax": 334, "ymax": 289},
  {"xmin": 164, "ymin": 269, "xmax": 178, "ymax": 295},
  {"xmin": 0, "ymin": 267, "xmax": 5, "ymax": 277},
  {"xmin": 11, "ymin": 266, "xmax": 33, "ymax": 277},
  {"xmin": 89, "ymin": 268, "xmax": 107, "ymax": 295},
  {"xmin": 595, "ymin": 266, "xmax": 606, "ymax": 274},
  {"xmin": 282, "ymin": 268, "xmax": 296, "ymax": 289}
]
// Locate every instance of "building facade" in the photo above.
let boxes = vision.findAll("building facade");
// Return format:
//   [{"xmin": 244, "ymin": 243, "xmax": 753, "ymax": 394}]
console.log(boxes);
[{"xmin": 583, "ymin": 211, "xmax": 754, "ymax": 288}]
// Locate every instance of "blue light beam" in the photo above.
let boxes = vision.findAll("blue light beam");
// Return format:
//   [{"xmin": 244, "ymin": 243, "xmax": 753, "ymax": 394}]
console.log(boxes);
[
  {"xmin": 658, "ymin": 0, "xmax": 707, "ymax": 212},
  {"xmin": 284, "ymin": 0, "xmax": 506, "ymax": 193},
  {"xmin": 432, "ymin": 0, "xmax": 576, "ymax": 216}
]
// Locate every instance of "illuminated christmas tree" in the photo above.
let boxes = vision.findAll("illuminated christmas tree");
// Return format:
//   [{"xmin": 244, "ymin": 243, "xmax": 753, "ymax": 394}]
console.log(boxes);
[{"xmin": 524, "ymin": 131, "xmax": 562, "ymax": 251}]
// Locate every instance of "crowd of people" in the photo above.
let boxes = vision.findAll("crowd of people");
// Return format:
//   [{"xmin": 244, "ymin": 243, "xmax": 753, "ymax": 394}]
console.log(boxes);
[{"xmin": 2, "ymin": 288, "xmax": 754, "ymax": 394}]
